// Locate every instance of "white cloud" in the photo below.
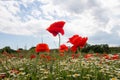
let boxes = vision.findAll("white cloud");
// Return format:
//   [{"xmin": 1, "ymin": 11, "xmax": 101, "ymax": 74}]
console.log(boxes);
[
  {"xmin": 0, "ymin": 0, "xmax": 120, "ymax": 47},
  {"xmin": 31, "ymin": 10, "xmax": 41, "ymax": 18},
  {"xmin": 99, "ymin": 0, "xmax": 120, "ymax": 8},
  {"xmin": 65, "ymin": 12, "xmax": 98, "ymax": 36},
  {"xmin": 0, "ymin": 1, "xmax": 20, "ymax": 14}
]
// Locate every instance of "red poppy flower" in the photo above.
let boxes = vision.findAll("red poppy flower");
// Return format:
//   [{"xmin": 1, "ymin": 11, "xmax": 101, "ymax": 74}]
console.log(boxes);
[
  {"xmin": 59, "ymin": 44, "xmax": 68, "ymax": 53},
  {"xmin": 35, "ymin": 43, "xmax": 50, "ymax": 53},
  {"xmin": 71, "ymin": 53, "xmax": 80, "ymax": 59},
  {"xmin": 30, "ymin": 54, "xmax": 36, "ymax": 59},
  {"xmin": 70, "ymin": 45, "xmax": 77, "ymax": 52},
  {"xmin": 103, "ymin": 54, "xmax": 110, "ymax": 59},
  {"xmin": 46, "ymin": 21, "xmax": 65, "ymax": 36},
  {"xmin": 111, "ymin": 54, "xmax": 119, "ymax": 60},
  {"xmin": 80, "ymin": 37, "xmax": 88, "ymax": 48},
  {"xmin": 45, "ymin": 55, "xmax": 51, "ymax": 61},
  {"xmin": 68, "ymin": 34, "xmax": 88, "ymax": 48},
  {"xmin": 68, "ymin": 35, "xmax": 80, "ymax": 45},
  {"xmin": 40, "ymin": 54, "xmax": 46, "ymax": 59},
  {"xmin": 84, "ymin": 54, "xmax": 93, "ymax": 59},
  {"xmin": 68, "ymin": 34, "xmax": 88, "ymax": 52}
]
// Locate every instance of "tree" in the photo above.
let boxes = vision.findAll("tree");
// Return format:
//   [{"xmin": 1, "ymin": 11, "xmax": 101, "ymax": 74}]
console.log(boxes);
[{"xmin": 1, "ymin": 46, "xmax": 15, "ymax": 53}]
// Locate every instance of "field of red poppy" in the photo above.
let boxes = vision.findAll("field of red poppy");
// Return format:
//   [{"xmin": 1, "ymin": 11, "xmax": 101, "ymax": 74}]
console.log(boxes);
[
  {"xmin": 0, "ymin": 51, "xmax": 120, "ymax": 80},
  {"xmin": 0, "ymin": 21, "xmax": 120, "ymax": 80}
]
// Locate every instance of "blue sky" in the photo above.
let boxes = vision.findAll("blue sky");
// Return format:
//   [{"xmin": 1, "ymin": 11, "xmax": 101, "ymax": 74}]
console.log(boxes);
[{"xmin": 0, "ymin": 0, "xmax": 120, "ymax": 50}]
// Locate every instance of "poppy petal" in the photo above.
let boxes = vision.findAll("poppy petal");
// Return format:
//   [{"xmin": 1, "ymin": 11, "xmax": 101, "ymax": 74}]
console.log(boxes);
[{"xmin": 46, "ymin": 21, "xmax": 65, "ymax": 36}]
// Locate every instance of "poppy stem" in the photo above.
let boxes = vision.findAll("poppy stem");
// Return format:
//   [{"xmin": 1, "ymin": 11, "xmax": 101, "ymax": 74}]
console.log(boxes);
[
  {"xmin": 41, "ymin": 32, "xmax": 43, "ymax": 43},
  {"xmin": 58, "ymin": 33, "xmax": 61, "ymax": 48}
]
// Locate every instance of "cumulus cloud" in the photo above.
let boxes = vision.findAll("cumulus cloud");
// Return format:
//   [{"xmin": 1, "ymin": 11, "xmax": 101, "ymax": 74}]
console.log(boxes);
[
  {"xmin": 90, "ymin": 26, "xmax": 120, "ymax": 46},
  {"xmin": 53, "ymin": 0, "xmax": 98, "ymax": 13},
  {"xmin": 0, "ymin": 0, "xmax": 120, "ymax": 46}
]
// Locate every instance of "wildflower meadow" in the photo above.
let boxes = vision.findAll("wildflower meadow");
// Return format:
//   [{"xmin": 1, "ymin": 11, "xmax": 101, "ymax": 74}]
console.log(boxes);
[{"xmin": 0, "ymin": 21, "xmax": 120, "ymax": 80}]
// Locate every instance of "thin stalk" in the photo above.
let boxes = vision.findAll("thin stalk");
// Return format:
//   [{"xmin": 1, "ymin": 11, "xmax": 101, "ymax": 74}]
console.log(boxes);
[
  {"xmin": 41, "ymin": 35, "xmax": 43, "ymax": 43},
  {"xmin": 58, "ymin": 33, "xmax": 61, "ymax": 48},
  {"xmin": 41, "ymin": 33, "xmax": 43, "ymax": 43}
]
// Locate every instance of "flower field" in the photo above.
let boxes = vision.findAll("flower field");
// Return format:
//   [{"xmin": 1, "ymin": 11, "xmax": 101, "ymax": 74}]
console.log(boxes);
[
  {"xmin": 0, "ymin": 21, "xmax": 120, "ymax": 80},
  {"xmin": 0, "ymin": 52, "xmax": 120, "ymax": 80}
]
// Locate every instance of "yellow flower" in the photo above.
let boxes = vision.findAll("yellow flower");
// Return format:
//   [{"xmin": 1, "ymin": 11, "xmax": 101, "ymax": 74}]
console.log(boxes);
[{"xmin": 111, "ymin": 77, "xmax": 118, "ymax": 80}]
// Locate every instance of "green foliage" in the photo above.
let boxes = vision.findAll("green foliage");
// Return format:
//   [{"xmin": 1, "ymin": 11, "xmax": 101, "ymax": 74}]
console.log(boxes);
[
  {"xmin": 110, "ymin": 47, "xmax": 120, "ymax": 53},
  {"xmin": 28, "ymin": 47, "xmax": 35, "ymax": 53},
  {"xmin": 0, "ymin": 46, "xmax": 16, "ymax": 53},
  {"xmin": 82, "ymin": 44, "xmax": 110, "ymax": 53}
]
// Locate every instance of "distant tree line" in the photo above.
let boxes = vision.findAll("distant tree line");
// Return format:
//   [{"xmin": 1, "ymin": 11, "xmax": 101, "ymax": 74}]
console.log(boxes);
[
  {"xmin": 81, "ymin": 44, "xmax": 110, "ymax": 53},
  {"xmin": 0, "ymin": 46, "xmax": 25, "ymax": 53},
  {"xmin": 0, "ymin": 46, "xmax": 16, "ymax": 53},
  {"xmin": 109, "ymin": 47, "xmax": 120, "ymax": 53},
  {"xmin": 0, "ymin": 44, "xmax": 120, "ymax": 54}
]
